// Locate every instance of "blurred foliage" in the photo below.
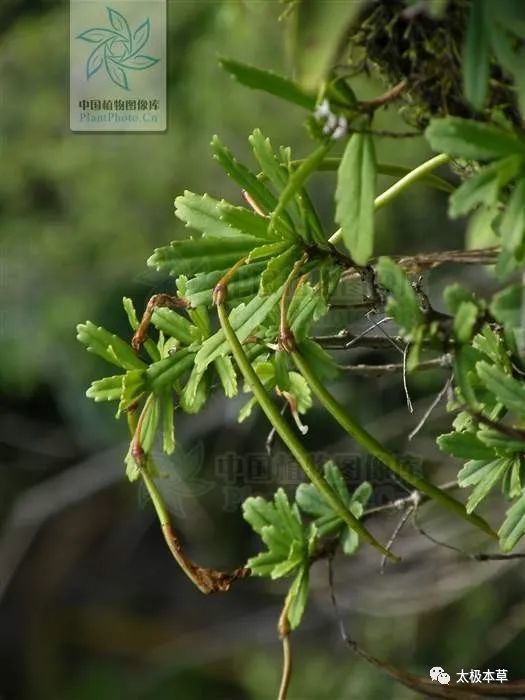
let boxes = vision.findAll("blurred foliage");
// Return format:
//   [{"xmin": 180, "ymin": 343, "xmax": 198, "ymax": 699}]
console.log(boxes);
[{"xmin": 3, "ymin": 1, "xmax": 525, "ymax": 700}]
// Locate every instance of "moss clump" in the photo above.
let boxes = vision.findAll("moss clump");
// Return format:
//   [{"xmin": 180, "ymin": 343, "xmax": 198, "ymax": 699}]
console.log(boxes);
[{"xmin": 346, "ymin": 0, "xmax": 520, "ymax": 129}]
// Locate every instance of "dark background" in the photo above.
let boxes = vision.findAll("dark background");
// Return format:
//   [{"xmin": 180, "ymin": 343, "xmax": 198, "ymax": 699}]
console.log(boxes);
[{"xmin": 1, "ymin": 1, "xmax": 524, "ymax": 698}]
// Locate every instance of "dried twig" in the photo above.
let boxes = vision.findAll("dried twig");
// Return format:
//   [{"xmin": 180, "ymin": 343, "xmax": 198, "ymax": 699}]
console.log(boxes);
[
  {"xmin": 340, "ymin": 247, "xmax": 500, "ymax": 283},
  {"xmin": 408, "ymin": 374, "xmax": 453, "ymax": 440},
  {"xmin": 338, "ymin": 356, "xmax": 451, "ymax": 375}
]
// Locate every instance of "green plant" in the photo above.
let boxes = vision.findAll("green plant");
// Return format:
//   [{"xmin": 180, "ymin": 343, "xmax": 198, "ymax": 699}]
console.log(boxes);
[{"xmin": 77, "ymin": 1, "xmax": 525, "ymax": 696}]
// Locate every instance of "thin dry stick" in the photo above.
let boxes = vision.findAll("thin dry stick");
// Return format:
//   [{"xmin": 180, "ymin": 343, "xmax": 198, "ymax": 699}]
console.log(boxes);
[
  {"xmin": 412, "ymin": 511, "xmax": 525, "ymax": 563},
  {"xmin": 360, "ymin": 79, "xmax": 408, "ymax": 110},
  {"xmin": 380, "ymin": 501, "xmax": 418, "ymax": 574},
  {"xmin": 402, "ymin": 344, "xmax": 414, "ymax": 414},
  {"xmin": 327, "ymin": 557, "xmax": 525, "ymax": 698},
  {"xmin": 369, "ymin": 312, "xmax": 405, "ymax": 355},
  {"xmin": 338, "ymin": 356, "xmax": 451, "ymax": 375},
  {"xmin": 362, "ymin": 486, "xmax": 445, "ymax": 519},
  {"xmin": 408, "ymin": 374, "xmax": 453, "ymax": 440},
  {"xmin": 340, "ymin": 247, "xmax": 500, "ymax": 282},
  {"xmin": 315, "ymin": 332, "xmax": 408, "ymax": 350},
  {"xmin": 131, "ymin": 293, "xmax": 189, "ymax": 351},
  {"xmin": 344, "ymin": 315, "xmax": 393, "ymax": 348}
]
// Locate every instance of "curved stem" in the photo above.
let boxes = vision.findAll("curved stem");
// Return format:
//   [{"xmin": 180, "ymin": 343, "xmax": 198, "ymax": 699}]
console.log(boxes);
[
  {"xmin": 127, "ymin": 405, "xmax": 248, "ymax": 594},
  {"xmin": 289, "ymin": 158, "xmax": 455, "ymax": 193},
  {"xmin": 278, "ymin": 635, "xmax": 292, "ymax": 700},
  {"xmin": 217, "ymin": 302, "xmax": 398, "ymax": 561},
  {"xmin": 291, "ymin": 349, "xmax": 497, "ymax": 540},
  {"xmin": 277, "ymin": 601, "xmax": 292, "ymax": 700},
  {"xmin": 139, "ymin": 469, "xmax": 206, "ymax": 591},
  {"xmin": 329, "ymin": 153, "xmax": 451, "ymax": 245}
]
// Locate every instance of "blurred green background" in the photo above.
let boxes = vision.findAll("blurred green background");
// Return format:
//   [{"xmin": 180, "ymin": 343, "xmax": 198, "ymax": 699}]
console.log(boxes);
[{"xmin": 1, "ymin": 1, "xmax": 524, "ymax": 699}]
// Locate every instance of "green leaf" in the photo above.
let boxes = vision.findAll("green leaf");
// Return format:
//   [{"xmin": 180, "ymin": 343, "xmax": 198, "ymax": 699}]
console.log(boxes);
[
  {"xmin": 453, "ymin": 346, "xmax": 481, "ymax": 409},
  {"xmin": 118, "ymin": 369, "xmax": 147, "ymax": 416},
  {"xmin": 125, "ymin": 445, "xmax": 140, "ymax": 482},
  {"xmin": 444, "ymin": 283, "xmax": 476, "ymax": 314},
  {"xmin": 450, "ymin": 168, "xmax": 499, "ymax": 218},
  {"xmin": 179, "ymin": 365, "xmax": 209, "ymax": 414},
  {"xmin": 248, "ymin": 241, "xmax": 290, "ymax": 262},
  {"xmin": 271, "ymin": 143, "xmax": 330, "ymax": 231},
  {"xmin": 175, "ymin": 191, "xmax": 246, "ymax": 239},
  {"xmin": 458, "ymin": 458, "xmax": 498, "ymax": 488},
  {"xmin": 477, "ymin": 428, "xmax": 525, "ymax": 454},
  {"xmin": 211, "ymin": 135, "xmax": 280, "ymax": 217},
  {"xmin": 288, "ymin": 283, "xmax": 328, "ymax": 343},
  {"xmin": 76, "ymin": 322, "xmax": 147, "ymax": 370},
  {"xmin": 499, "ymin": 490, "xmax": 525, "ymax": 551},
  {"xmin": 504, "ymin": 456, "xmax": 525, "ymax": 498},
  {"xmin": 260, "ymin": 246, "xmax": 301, "ymax": 294},
  {"xmin": 296, "ymin": 339, "xmax": 338, "ymax": 381},
  {"xmin": 214, "ymin": 355, "xmax": 238, "ymax": 398},
  {"xmin": 463, "ymin": 0, "xmax": 490, "ymax": 108},
  {"xmin": 139, "ymin": 395, "xmax": 160, "ymax": 453},
  {"xmin": 449, "ymin": 157, "xmax": 521, "ymax": 218},
  {"xmin": 376, "ymin": 258, "xmax": 422, "ymax": 334},
  {"xmin": 219, "ymin": 58, "xmax": 316, "ymax": 110},
  {"xmin": 466, "ymin": 457, "xmax": 510, "ymax": 513},
  {"xmin": 184, "ymin": 261, "xmax": 266, "ymax": 308},
  {"xmin": 146, "ymin": 349, "xmax": 196, "ymax": 392},
  {"xmin": 195, "ymin": 287, "xmax": 283, "ymax": 371},
  {"xmin": 249, "ymin": 129, "xmax": 289, "ymax": 192},
  {"xmin": 86, "ymin": 375, "xmax": 124, "ymax": 403},
  {"xmin": 472, "ymin": 325, "xmax": 510, "ymax": 368},
  {"xmin": 147, "ymin": 236, "xmax": 256, "ymax": 277},
  {"xmin": 124, "ymin": 445, "xmax": 157, "ymax": 483},
  {"xmin": 161, "ymin": 390, "xmax": 175, "ymax": 454},
  {"xmin": 296, "ymin": 462, "xmax": 371, "ymax": 544},
  {"xmin": 151, "ymin": 308, "xmax": 197, "ymax": 346},
  {"xmin": 466, "ymin": 204, "xmax": 500, "ymax": 249},
  {"xmin": 437, "ymin": 430, "xmax": 496, "ymax": 461},
  {"xmin": 123, "ymin": 296, "xmax": 139, "ymax": 330},
  {"xmin": 454, "ymin": 301, "xmax": 479, "ymax": 343},
  {"xmin": 490, "ymin": 285, "xmax": 523, "ymax": 328},
  {"xmin": 500, "ymin": 178, "xmax": 525, "ymax": 254},
  {"xmin": 476, "ymin": 361, "xmax": 525, "ymax": 419},
  {"xmin": 288, "ymin": 372, "xmax": 312, "ymax": 414},
  {"xmin": 220, "ymin": 202, "xmax": 279, "ymax": 242},
  {"xmin": 425, "ymin": 118, "xmax": 525, "ymax": 161},
  {"xmin": 335, "ymin": 133, "xmax": 376, "ymax": 266},
  {"xmin": 242, "ymin": 488, "xmax": 310, "ymax": 579},
  {"xmin": 285, "ymin": 567, "xmax": 310, "ymax": 630}
]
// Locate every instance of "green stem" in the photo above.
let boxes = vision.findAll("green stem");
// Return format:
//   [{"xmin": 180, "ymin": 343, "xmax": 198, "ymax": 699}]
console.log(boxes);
[
  {"xmin": 291, "ymin": 349, "xmax": 497, "ymax": 540},
  {"xmin": 329, "ymin": 153, "xmax": 451, "ymax": 246},
  {"xmin": 216, "ymin": 302, "xmax": 398, "ymax": 561},
  {"xmin": 128, "ymin": 404, "xmax": 243, "ymax": 594},
  {"xmin": 288, "ymin": 158, "xmax": 455, "ymax": 193}
]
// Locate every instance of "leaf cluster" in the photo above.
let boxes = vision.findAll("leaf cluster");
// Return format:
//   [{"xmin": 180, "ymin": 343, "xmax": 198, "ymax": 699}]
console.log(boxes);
[{"xmin": 243, "ymin": 462, "xmax": 372, "ymax": 628}]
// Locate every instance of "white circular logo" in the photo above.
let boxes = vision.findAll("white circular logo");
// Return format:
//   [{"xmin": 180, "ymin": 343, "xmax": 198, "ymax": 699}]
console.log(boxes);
[{"xmin": 429, "ymin": 667, "xmax": 450, "ymax": 685}]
